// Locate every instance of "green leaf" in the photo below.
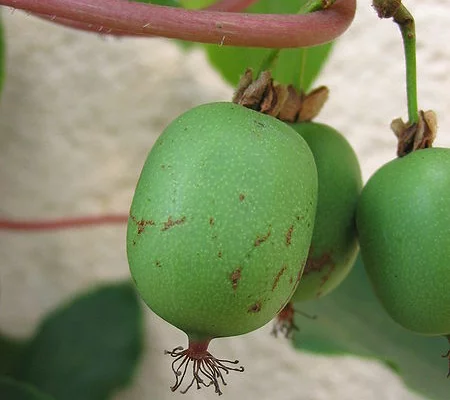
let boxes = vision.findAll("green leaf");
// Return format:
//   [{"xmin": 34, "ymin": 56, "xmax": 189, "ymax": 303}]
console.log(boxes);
[
  {"xmin": 0, "ymin": 333, "xmax": 27, "ymax": 376},
  {"xmin": 205, "ymin": 0, "xmax": 333, "ymax": 91},
  {"xmin": 0, "ymin": 376, "xmax": 55, "ymax": 400},
  {"xmin": 293, "ymin": 256, "xmax": 449, "ymax": 400},
  {"xmin": 14, "ymin": 281, "xmax": 143, "ymax": 400},
  {"xmin": 179, "ymin": 0, "xmax": 215, "ymax": 8}
]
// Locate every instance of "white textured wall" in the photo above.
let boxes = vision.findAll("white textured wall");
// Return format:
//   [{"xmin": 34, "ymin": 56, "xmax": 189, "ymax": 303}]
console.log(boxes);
[{"xmin": 1, "ymin": 1, "xmax": 449, "ymax": 399}]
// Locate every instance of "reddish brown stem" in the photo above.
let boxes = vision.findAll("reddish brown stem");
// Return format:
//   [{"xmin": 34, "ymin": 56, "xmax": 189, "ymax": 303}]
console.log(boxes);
[
  {"xmin": 2, "ymin": 0, "xmax": 356, "ymax": 48},
  {"xmin": 34, "ymin": 0, "xmax": 260, "ymax": 37},
  {"xmin": 0, "ymin": 214, "xmax": 128, "ymax": 231}
]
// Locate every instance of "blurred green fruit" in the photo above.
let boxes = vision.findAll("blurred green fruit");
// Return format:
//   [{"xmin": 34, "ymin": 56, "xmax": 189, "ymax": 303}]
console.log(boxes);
[{"xmin": 291, "ymin": 122, "xmax": 362, "ymax": 302}]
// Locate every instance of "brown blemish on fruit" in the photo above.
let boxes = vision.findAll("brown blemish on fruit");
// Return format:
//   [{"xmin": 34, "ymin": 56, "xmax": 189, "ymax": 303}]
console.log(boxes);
[
  {"xmin": 230, "ymin": 267, "xmax": 242, "ymax": 291},
  {"xmin": 161, "ymin": 216, "xmax": 186, "ymax": 231},
  {"xmin": 155, "ymin": 260, "xmax": 162, "ymax": 268},
  {"xmin": 218, "ymin": 251, "xmax": 223, "ymax": 258},
  {"xmin": 272, "ymin": 264, "xmax": 287, "ymax": 291},
  {"xmin": 254, "ymin": 227, "xmax": 271, "ymax": 247},
  {"xmin": 303, "ymin": 249, "xmax": 333, "ymax": 275},
  {"xmin": 303, "ymin": 247, "xmax": 336, "ymax": 297},
  {"xmin": 289, "ymin": 276, "xmax": 293, "ymax": 284},
  {"xmin": 132, "ymin": 240, "xmax": 136, "ymax": 246},
  {"xmin": 285, "ymin": 225, "xmax": 294, "ymax": 246},
  {"xmin": 239, "ymin": 193, "xmax": 245, "ymax": 202},
  {"xmin": 248, "ymin": 301, "xmax": 262, "ymax": 313},
  {"xmin": 209, "ymin": 217, "xmax": 215, "ymax": 226},
  {"xmin": 130, "ymin": 215, "xmax": 155, "ymax": 234}
]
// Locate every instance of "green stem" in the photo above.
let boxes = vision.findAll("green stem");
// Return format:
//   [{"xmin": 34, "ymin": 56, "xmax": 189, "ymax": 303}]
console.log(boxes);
[
  {"xmin": 393, "ymin": 5, "xmax": 419, "ymax": 124},
  {"xmin": 373, "ymin": 1, "xmax": 419, "ymax": 124},
  {"xmin": 255, "ymin": 0, "xmax": 337, "ymax": 81}
]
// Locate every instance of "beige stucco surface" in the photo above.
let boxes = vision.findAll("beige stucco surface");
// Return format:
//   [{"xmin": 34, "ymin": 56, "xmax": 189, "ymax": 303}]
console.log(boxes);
[{"xmin": 1, "ymin": 1, "xmax": 449, "ymax": 399}]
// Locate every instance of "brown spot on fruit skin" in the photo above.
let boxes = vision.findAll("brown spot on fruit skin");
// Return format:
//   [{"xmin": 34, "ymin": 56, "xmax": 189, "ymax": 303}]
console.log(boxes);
[
  {"xmin": 130, "ymin": 215, "xmax": 155, "ymax": 234},
  {"xmin": 239, "ymin": 193, "xmax": 245, "ymax": 202},
  {"xmin": 209, "ymin": 217, "xmax": 215, "ymax": 226},
  {"xmin": 285, "ymin": 225, "xmax": 294, "ymax": 246},
  {"xmin": 303, "ymin": 247, "xmax": 336, "ymax": 297},
  {"xmin": 230, "ymin": 267, "xmax": 242, "ymax": 291},
  {"xmin": 248, "ymin": 301, "xmax": 262, "ymax": 313},
  {"xmin": 272, "ymin": 264, "xmax": 287, "ymax": 291},
  {"xmin": 303, "ymin": 249, "xmax": 333, "ymax": 275},
  {"xmin": 155, "ymin": 260, "xmax": 162, "ymax": 268},
  {"xmin": 161, "ymin": 216, "xmax": 186, "ymax": 231},
  {"xmin": 254, "ymin": 227, "xmax": 271, "ymax": 247},
  {"xmin": 218, "ymin": 251, "xmax": 223, "ymax": 258}
]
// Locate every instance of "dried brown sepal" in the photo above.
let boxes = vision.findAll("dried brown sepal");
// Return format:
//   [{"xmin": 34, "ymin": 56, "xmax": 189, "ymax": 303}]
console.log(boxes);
[
  {"xmin": 232, "ymin": 69, "xmax": 254, "ymax": 104},
  {"xmin": 165, "ymin": 345, "xmax": 244, "ymax": 395},
  {"xmin": 297, "ymin": 86, "xmax": 329, "ymax": 122},
  {"xmin": 261, "ymin": 84, "xmax": 290, "ymax": 117},
  {"xmin": 277, "ymin": 85, "xmax": 303, "ymax": 122},
  {"xmin": 233, "ymin": 69, "xmax": 273, "ymax": 111},
  {"xmin": 372, "ymin": 0, "xmax": 402, "ymax": 18},
  {"xmin": 233, "ymin": 69, "xmax": 329, "ymax": 123},
  {"xmin": 391, "ymin": 110, "xmax": 437, "ymax": 157}
]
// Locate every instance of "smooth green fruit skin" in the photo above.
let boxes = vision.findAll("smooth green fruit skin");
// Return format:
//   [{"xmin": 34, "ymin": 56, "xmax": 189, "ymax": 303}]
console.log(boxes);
[
  {"xmin": 357, "ymin": 148, "xmax": 450, "ymax": 335},
  {"xmin": 290, "ymin": 122, "xmax": 362, "ymax": 302},
  {"xmin": 127, "ymin": 102, "xmax": 318, "ymax": 340}
]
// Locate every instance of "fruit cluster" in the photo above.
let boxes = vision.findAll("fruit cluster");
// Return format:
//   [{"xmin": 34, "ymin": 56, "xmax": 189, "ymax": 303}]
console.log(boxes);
[{"xmin": 126, "ymin": 96, "xmax": 449, "ymax": 394}]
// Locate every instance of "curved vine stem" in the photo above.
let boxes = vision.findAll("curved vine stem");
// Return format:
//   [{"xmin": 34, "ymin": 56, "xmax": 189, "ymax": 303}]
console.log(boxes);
[
  {"xmin": 0, "ymin": 214, "xmax": 128, "ymax": 231},
  {"xmin": 33, "ymin": 0, "xmax": 260, "ymax": 37},
  {"xmin": 1, "ymin": 0, "xmax": 356, "ymax": 48}
]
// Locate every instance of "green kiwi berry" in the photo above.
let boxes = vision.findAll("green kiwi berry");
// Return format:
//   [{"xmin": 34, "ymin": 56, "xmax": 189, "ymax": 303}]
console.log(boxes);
[
  {"xmin": 273, "ymin": 122, "xmax": 362, "ymax": 337},
  {"xmin": 357, "ymin": 147, "xmax": 450, "ymax": 336},
  {"xmin": 127, "ymin": 102, "xmax": 318, "ymax": 394}
]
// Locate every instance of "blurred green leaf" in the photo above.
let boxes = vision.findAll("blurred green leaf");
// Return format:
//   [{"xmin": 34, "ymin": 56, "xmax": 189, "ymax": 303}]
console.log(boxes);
[
  {"xmin": 179, "ymin": 0, "xmax": 215, "ymax": 8},
  {"xmin": 293, "ymin": 256, "xmax": 449, "ymax": 400},
  {"xmin": 0, "ymin": 333, "xmax": 27, "ymax": 376},
  {"xmin": 205, "ymin": 0, "xmax": 333, "ymax": 91},
  {"xmin": 14, "ymin": 281, "xmax": 143, "ymax": 400},
  {"xmin": 0, "ymin": 376, "xmax": 55, "ymax": 400}
]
